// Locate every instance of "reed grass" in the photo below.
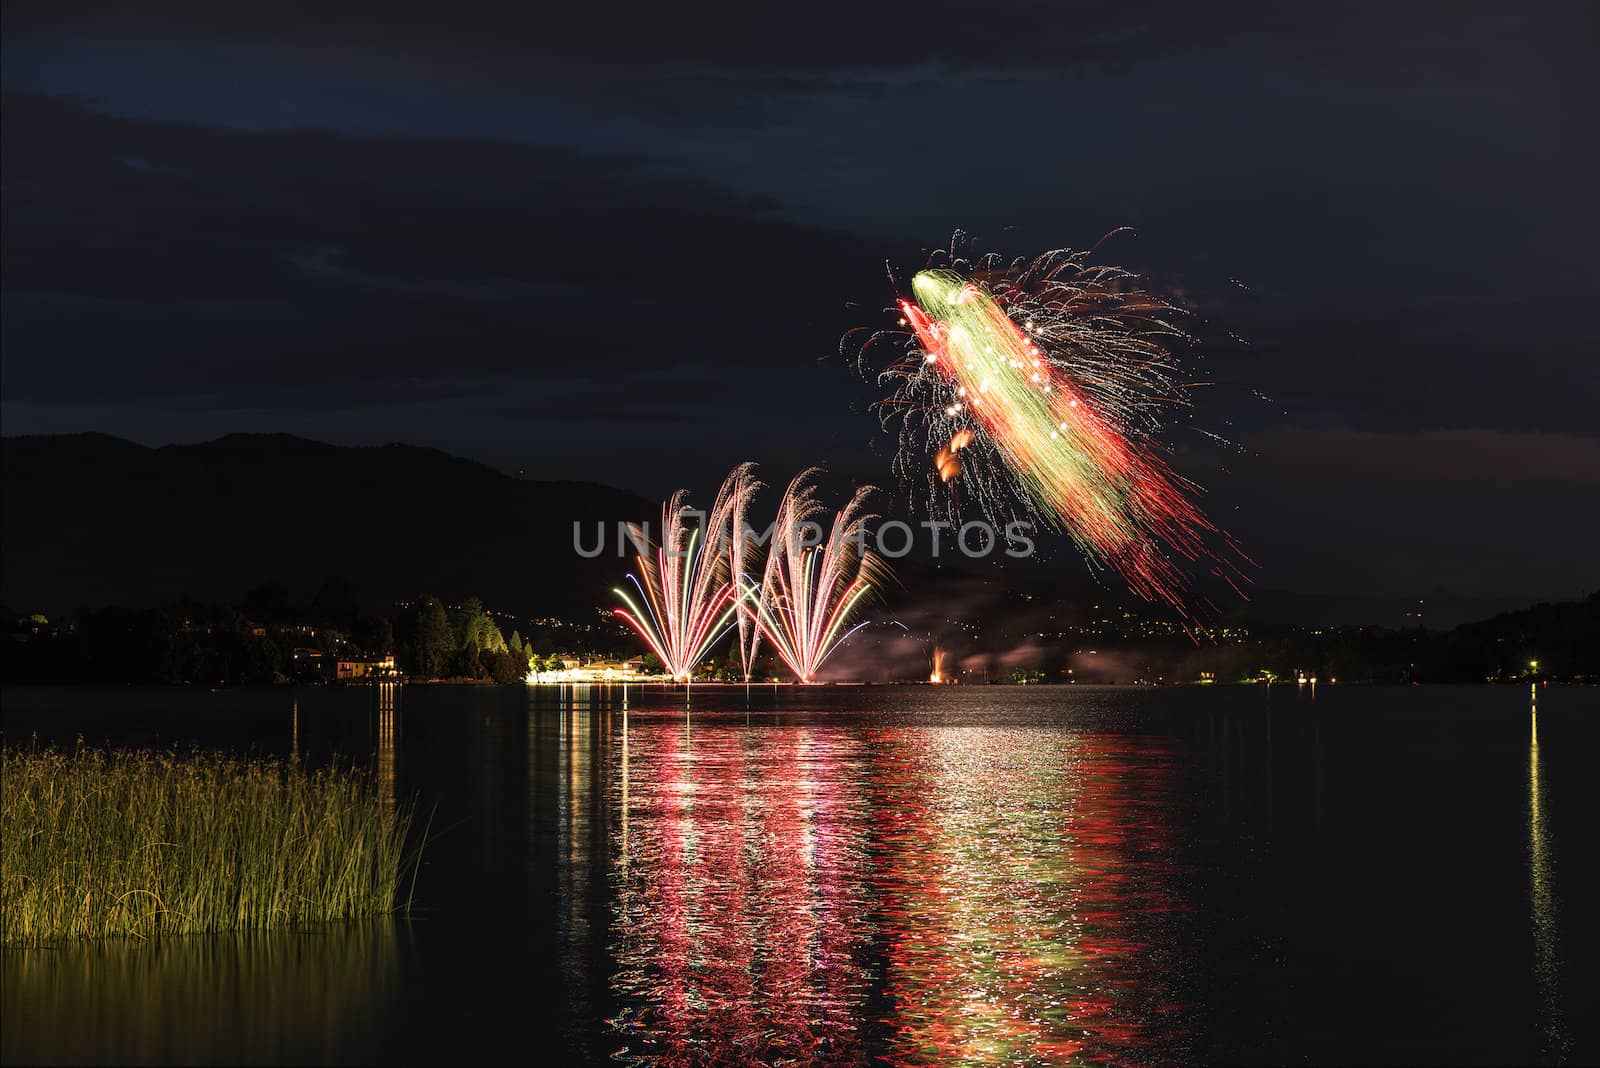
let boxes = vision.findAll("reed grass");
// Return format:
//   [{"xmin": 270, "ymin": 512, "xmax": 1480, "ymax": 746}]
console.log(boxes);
[{"xmin": 1, "ymin": 746, "xmax": 419, "ymax": 945}]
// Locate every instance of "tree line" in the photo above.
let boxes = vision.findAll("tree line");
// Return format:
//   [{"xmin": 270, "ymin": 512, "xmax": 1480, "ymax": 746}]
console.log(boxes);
[{"xmin": 0, "ymin": 576, "xmax": 628, "ymax": 686}]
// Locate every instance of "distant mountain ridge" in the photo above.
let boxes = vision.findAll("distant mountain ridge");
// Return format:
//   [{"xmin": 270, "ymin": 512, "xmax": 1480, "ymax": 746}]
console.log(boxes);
[
  {"xmin": 0, "ymin": 433, "xmax": 1566, "ymax": 629},
  {"xmin": 1227, "ymin": 587, "xmax": 1540, "ymax": 631},
  {"xmin": 2, "ymin": 432, "xmax": 653, "ymax": 618}
]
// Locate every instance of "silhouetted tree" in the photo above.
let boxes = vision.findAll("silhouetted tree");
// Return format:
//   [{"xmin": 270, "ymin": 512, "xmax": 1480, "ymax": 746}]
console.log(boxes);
[
  {"xmin": 413, "ymin": 597, "xmax": 454, "ymax": 679},
  {"xmin": 450, "ymin": 640, "xmax": 484, "ymax": 680},
  {"xmin": 241, "ymin": 580, "xmax": 292, "ymax": 623},
  {"xmin": 484, "ymin": 647, "xmax": 526, "ymax": 684},
  {"xmin": 310, "ymin": 575, "xmax": 361, "ymax": 630},
  {"xmin": 452, "ymin": 596, "xmax": 485, "ymax": 648},
  {"xmin": 354, "ymin": 615, "xmax": 394, "ymax": 657}
]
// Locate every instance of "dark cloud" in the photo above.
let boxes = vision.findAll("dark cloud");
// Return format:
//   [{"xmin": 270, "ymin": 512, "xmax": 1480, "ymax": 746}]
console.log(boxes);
[
  {"xmin": 467, "ymin": 370, "xmax": 735, "ymax": 425},
  {"xmin": 2, "ymin": 5, "xmax": 1596, "ymax": 601},
  {"xmin": 1223, "ymin": 331, "xmax": 1598, "ymax": 438},
  {"xmin": 1, "ymin": 92, "xmax": 906, "ymax": 404},
  {"xmin": 1243, "ymin": 429, "xmax": 1600, "ymax": 486},
  {"xmin": 6, "ymin": 1, "xmax": 1592, "ymax": 85}
]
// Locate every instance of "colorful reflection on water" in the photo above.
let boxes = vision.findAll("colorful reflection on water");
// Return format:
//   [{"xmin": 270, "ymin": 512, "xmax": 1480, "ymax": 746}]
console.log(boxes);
[
  {"xmin": 605, "ymin": 710, "xmax": 1198, "ymax": 1065},
  {"xmin": 608, "ymin": 714, "xmax": 878, "ymax": 1065},
  {"xmin": 869, "ymin": 727, "xmax": 1195, "ymax": 1065},
  {"xmin": 4, "ymin": 684, "xmax": 1593, "ymax": 1065}
]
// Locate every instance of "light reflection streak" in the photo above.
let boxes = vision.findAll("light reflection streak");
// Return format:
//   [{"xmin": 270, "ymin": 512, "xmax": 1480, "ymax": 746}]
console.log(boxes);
[
  {"xmin": 376, "ymin": 682, "xmax": 398, "ymax": 815},
  {"xmin": 558, "ymin": 692, "xmax": 597, "ymax": 1049},
  {"xmin": 1528, "ymin": 685, "xmax": 1568, "ymax": 1061},
  {"xmin": 605, "ymin": 715, "xmax": 1196, "ymax": 1065}
]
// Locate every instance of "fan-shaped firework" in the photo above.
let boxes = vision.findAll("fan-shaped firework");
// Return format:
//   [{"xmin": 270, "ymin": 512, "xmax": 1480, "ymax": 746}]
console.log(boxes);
[
  {"xmin": 850, "ymin": 236, "xmax": 1250, "ymax": 617},
  {"xmin": 742, "ymin": 469, "xmax": 887, "ymax": 683},
  {"xmin": 722, "ymin": 465, "xmax": 766, "ymax": 682},
  {"xmin": 613, "ymin": 464, "xmax": 758, "ymax": 682}
]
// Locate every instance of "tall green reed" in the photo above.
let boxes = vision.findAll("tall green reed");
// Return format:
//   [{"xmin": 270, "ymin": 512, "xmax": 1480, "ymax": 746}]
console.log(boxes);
[{"xmin": 1, "ymin": 746, "xmax": 419, "ymax": 945}]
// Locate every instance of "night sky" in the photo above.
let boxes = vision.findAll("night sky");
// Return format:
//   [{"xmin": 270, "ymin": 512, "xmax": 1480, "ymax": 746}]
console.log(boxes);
[{"xmin": 3, "ymin": 3, "xmax": 1596, "ymax": 601}]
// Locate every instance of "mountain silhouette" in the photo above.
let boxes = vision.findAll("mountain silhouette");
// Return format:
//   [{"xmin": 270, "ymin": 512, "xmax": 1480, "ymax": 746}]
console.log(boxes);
[
  {"xmin": 2, "ymin": 432, "xmax": 1566, "ymax": 630},
  {"xmin": 2, "ymin": 433, "xmax": 653, "ymax": 618}
]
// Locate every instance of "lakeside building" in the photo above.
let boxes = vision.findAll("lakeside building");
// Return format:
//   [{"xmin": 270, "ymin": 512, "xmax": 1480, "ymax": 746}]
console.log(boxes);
[
  {"xmin": 337, "ymin": 653, "xmax": 398, "ymax": 681},
  {"xmin": 292, "ymin": 648, "xmax": 399, "ymax": 682},
  {"xmin": 528, "ymin": 656, "xmax": 657, "ymax": 683}
]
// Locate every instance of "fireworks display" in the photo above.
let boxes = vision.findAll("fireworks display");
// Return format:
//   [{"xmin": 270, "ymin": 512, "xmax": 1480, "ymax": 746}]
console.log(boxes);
[
  {"xmin": 614, "ymin": 465, "xmax": 885, "ymax": 683},
  {"xmin": 742, "ymin": 470, "xmax": 887, "ymax": 684},
  {"xmin": 854, "ymin": 237, "xmax": 1250, "ymax": 617},
  {"xmin": 719, "ymin": 464, "xmax": 765, "ymax": 681},
  {"xmin": 612, "ymin": 465, "xmax": 757, "ymax": 682}
]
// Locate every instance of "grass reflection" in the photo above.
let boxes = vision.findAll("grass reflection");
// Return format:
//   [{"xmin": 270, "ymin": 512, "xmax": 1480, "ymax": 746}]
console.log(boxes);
[{"xmin": 1, "ymin": 921, "xmax": 406, "ymax": 1065}]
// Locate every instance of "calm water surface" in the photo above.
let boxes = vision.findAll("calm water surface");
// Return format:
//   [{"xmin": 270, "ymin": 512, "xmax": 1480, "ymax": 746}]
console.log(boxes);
[{"xmin": 3, "ymin": 684, "xmax": 1596, "ymax": 1065}]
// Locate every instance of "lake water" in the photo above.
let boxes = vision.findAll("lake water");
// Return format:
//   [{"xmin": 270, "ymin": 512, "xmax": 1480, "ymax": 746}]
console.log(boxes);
[{"xmin": 2, "ymin": 683, "xmax": 1596, "ymax": 1065}]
